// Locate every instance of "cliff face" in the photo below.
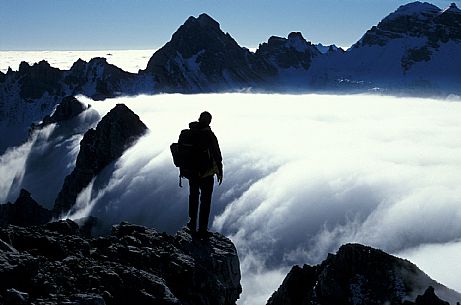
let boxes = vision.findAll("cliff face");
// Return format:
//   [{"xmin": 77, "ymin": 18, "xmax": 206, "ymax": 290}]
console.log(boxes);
[
  {"xmin": 53, "ymin": 104, "xmax": 148, "ymax": 214},
  {"xmin": 0, "ymin": 220, "xmax": 241, "ymax": 305},
  {"xmin": 267, "ymin": 243, "xmax": 461, "ymax": 305}
]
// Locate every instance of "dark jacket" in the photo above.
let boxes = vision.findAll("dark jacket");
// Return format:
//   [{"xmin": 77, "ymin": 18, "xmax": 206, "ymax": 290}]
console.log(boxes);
[{"xmin": 189, "ymin": 121, "xmax": 222, "ymax": 177}]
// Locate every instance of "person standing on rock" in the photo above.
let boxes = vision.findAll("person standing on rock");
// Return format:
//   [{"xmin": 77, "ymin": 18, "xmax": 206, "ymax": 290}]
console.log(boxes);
[{"xmin": 171, "ymin": 111, "xmax": 223, "ymax": 238}]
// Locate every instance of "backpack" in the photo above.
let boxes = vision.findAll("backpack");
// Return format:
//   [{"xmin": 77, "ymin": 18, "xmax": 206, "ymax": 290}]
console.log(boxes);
[{"xmin": 170, "ymin": 128, "xmax": 213, "ymax": 186}]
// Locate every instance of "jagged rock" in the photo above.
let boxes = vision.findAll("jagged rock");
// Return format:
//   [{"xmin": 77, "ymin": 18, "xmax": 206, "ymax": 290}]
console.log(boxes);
[
  {"xmin": 29, "ymin": 95, "xmax": 91, "ymax": 135},
  {"xmin": 41, "ymin": 96, "xmax": 88, "ymax": 125},
  {"xmin": 5, "ymin": 288, "xmax": 29, "ymax": 305},
  {"xmin": 0, "ymin": 57, "xmax": 139, "ymax": 153},
  {"xmin": 403, "ymin": 286, "xmax": 450, "ymax": 305},
  {"xmin": 267, "ymin": 243, "xmax": 461, "ymax": 305},
  {"xmin": 53, "ymin": 104, "xmax": 148, "ymax": 214},
  {"xmin": 0, "ymin": 221, "xmax": 241, "ymax": 305},
  {"xmin": 314, "ymin": 43, "xmax": 343, "ymax": 54},
  {"xmin": 65, "ymin": 58, "xmax": 137, "ymax": 100},
  {"xmin": 17, "ymin": 60, "xmax": 64, "ymax": 100},
  {"xmin": 0, "ymin": 189, "xmax": 55, "ymax": 227},
  {"xmin": 143, "ymin": 13, "xmax": 274, "ymax": 92},
  {"xmin": 256, "ymin": 32, "xmax": 320, "ymax": 70}
]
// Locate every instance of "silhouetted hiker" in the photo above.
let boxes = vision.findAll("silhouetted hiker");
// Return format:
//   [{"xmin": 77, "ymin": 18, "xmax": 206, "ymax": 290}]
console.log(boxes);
[{"xmin": 170, "ymin": 111, "xmax": 223, "ymax": 238}]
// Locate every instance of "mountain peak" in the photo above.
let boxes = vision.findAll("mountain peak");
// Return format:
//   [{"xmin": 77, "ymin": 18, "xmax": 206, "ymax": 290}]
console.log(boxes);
[
  {"xmin": 287, "ymin": 32, "xmax": 305, "ymax": 41},
  {"xmin": 197, "ymin": 13, "xmax": 220, "ymax": 28},
  {"xmin": 53, "ymin": 103, "xmax": 148, "ymax": 214},
  {"xmin": 183, "ymin": 13, "xmax": 220, "ymax": 30},
  {"xmin": 267, "ymin": 243, "xmax": 461, "ymax": 305},
  {"xmin": 442, "ymin": 2, "xmax": 461, "ymax": 14},
  {"xmin": 384, "ymin": 1, "xmax": 440, "ymax": 21}
]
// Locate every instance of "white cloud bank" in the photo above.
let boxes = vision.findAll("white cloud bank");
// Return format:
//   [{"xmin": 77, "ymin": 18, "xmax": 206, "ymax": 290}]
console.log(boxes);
[
  {"xmin": 2, "ymin": 93, "xmax": 461, "ymax": 304},
  {"xmin": 0, "ymin": 49, "xmax": 156, "ymax": 73}
]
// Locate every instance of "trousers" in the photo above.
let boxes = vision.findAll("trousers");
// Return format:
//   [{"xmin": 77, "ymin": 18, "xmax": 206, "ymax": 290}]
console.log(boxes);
[{"xmin": 188, "ymin": 175, "xmax": 214, "ymax": 233}]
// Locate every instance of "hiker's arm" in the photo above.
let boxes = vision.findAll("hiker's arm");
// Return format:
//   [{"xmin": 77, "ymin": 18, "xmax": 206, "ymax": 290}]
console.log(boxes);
[{"xmin": 211, "ymin": 132, "xmax": 223, "ymax": 184}]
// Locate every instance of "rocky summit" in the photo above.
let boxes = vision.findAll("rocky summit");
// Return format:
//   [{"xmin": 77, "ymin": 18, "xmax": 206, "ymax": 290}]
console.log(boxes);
[
  {"xmin": 142, "ymin": 13, "xmax": 274, "ymax": 92},
  {"xmin": 0, "ymin": 220, "xmax": 241, "ymax": 305},
  {"xmin": 267, "ymin": 243, "xmax": 461, "ymax": 305},
  {"xmin": 65, "ymin": 57, "xmax": 137, "ymax": 101},
  {"xmin": 256, "ymin": 32, "xmax": 321, "ymax": 70},
  {"xmin": 32, "ymin": 95, "xmax": 89, "ymax": 130},
  {"xmin": 53, "ymin": 104, "xmax": 148, "ymax": 214},
  {"xmin": 0, "ymin": 189, "xmax": 55, "ymax": 227}
]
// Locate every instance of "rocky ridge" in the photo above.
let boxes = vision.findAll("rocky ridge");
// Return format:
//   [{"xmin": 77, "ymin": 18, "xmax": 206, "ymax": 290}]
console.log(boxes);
[
  {"xmin": 354, "ymin": 1, "xmax": 461, "ymax": 71},
  {"xmin": 0, "ymin": 189, "xmax": 55, "ymax": 227},
  {"xmin": 266, "ymin": 243, "xmax": 461, "ymax": 305},
  {"xmin": 32, "ymin": 95, "xmax": 89, "ymax": 129},
  {"xmin": 0, "ymin": 220, "xmax": 241, "ymax": 305},
  {"xmin": 142, "ymin": 13, "xmax": 274, "ymax": 92},
  {"xmin": 0, "ymin": 58, "xmax": 140, "ymax": 153},
  {"xmin": 256, "ymin": 32, "xmax": 321, "ymax": 70},
  {"xmin": 53, "ymin": 103, "xmax": 148, "ymax": 214},
  {"xmin": 1, "ymin": 95, "xmax": 100, "ymax": 209}
]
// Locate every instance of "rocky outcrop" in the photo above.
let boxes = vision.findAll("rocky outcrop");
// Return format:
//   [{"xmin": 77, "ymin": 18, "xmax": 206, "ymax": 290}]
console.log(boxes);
[
  {"xmin": 32, "ymin": 95, "xmax": 89, "ymax": 130},
  {"xmin": 256, "ymin": 32, "xmax": 321, "ymax": 70},
  {"xmin": 0, "ymin": 220, "xmax": 241, "ymax": 305},
  {"xmin": 0, "ymin": 189, "xmax": 55, "ymax": 226},
  {"xmin": 17, "ymin": 60, "xmax": 64, "ymax": 101},
  {"xmin": 65, "ymin": 58, "xmax": 137, "ymax": 100},
  {"xmin": 403, "ymin": 286, "xmax": 451, "ymax": 305},
  {"xmin": 267, "ymin": 243, "xmax": 461, "ymax": 305},
  {"xmin": 142, "ymin": 13, "xmax": 275, "ymax": 92},
  {"xmin": 53, "ymin": 104, "xmax": 148, "ymax": 214}
]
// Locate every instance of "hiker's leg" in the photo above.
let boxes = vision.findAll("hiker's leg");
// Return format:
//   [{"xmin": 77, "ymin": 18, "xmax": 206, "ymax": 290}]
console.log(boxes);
[
  {"xmin": 188, "ymin": 178, "xmax": 200, "ymax": 231},
  {"xmin": 198, "ymin": 175, "xmax": 214, "ymax": 233}
]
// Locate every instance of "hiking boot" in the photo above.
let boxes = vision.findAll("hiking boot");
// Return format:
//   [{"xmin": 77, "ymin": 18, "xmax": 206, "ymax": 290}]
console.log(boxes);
[{"xmin": 196, "ymin": 230, "xmax": 211, "ymax": 239}]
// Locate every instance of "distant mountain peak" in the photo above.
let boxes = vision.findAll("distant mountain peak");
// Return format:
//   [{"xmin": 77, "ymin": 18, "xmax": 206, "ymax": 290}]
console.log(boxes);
[
  {"xmin": 385, "ymin": 1, "xmax": 440, "ymax": 21},
  {"xmin": 314, "ymin": 43, "xmax": 342, "ymax": 54},
  {"xmin": 197, "ymin": 13, "xmax": 220, "ymax": 28},
  {"xmin": 183, "ymin": 13, "xmax": 221, "ymax": 31},
  {"xmin": 441, "ymin": 2, "xmax": 461, "ymax": 14},
  {"xmin": 286, "ymin": 32, "xmax": 311, "ymax": 52},
  {"xmin": 287, "ymin": 32, "xmax": 305, "ymax": 41}
]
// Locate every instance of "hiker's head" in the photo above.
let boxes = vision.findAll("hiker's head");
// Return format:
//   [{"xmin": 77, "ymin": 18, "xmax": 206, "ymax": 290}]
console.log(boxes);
[{"xmin": 199, "ymin": 111, "xmax": 212, "ymax": 126}]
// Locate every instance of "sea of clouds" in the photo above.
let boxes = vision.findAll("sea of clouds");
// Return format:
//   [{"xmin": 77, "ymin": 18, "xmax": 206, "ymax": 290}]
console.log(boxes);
[
  {"xmin": 3, "ymin": 93, "xmax": 461, "ymax": 304},
  {"xmin": 0, "ymin": 49, "xmax": 156, "ymax": 73},
  {"xmin": 1, "ymin": 52, "xmax": 461, "ymax": 304}
]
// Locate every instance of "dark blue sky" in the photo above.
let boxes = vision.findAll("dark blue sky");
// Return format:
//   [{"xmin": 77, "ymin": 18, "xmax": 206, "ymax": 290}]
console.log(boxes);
[{"xmin": 1, "ymin": 0, "xmax": 458, "ymax": 50}]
